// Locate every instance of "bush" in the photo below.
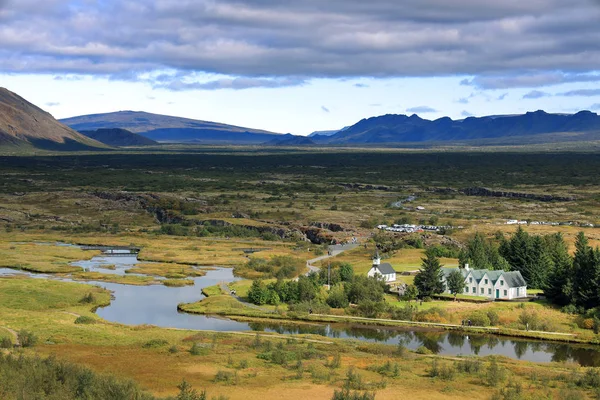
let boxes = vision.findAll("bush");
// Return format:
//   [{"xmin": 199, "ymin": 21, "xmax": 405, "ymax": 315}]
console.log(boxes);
[
  {"xmin": 143, "ymin": 339, "xmax": 169, "ymax": 348},
  {"xmin": 331, "ymin": 388, "xmax": 375, "ymax": 400},
  {"xmin": 455, "ymin": 358, "xmax": 482, "ymax": 374},
  {"xmin": 414, "ymin": 307, "xmax": 448, "ymax": 323},
  {"xmin": 17, "ymin": 330, "xmax": 37, "ymax": 348},
  {"xmin": 79, "ymin": 293, "xmax": 96, "ymax": 304},
  {"xmin": 327, "ymin": 285, "xmax": 349, "ymax": 309},
  {"xmin": 169, "ymin": 345, "xmax": 179, "ymax": 354},
  {"xmin": 415, "ymin": 346, "xmax": 432, "ymax": 355},
  {"xmin": 429, "ymin": 359, "xmax": 455, "ymax": 381},
  {"xmin": 74, "ymin": 316, "xmax": 96, "ymax": 325},
  {"xmin": 518, "ymin": 309, "xmax": 540, "ymax": 330},
  {"xmin": 213, "ymin": 370, "xmax": 237, "ymax": 385},
  {"xmin": 487, "ymin": 310, "xmax": 500, "ymax": 326},
  {"xmin": 486, "ymin": 360, "xmax": 506, "ymax": 387},
  {"xmin": 190, "ymin": 343, "xmax": 208, "ymax": 356},
  {"xmin": 0, "ymin": 337, "xmax": 12, "ymax": 348},
  {"xmin": 467, "ymin": 311, "xmax": 491, "ymax": 327}
]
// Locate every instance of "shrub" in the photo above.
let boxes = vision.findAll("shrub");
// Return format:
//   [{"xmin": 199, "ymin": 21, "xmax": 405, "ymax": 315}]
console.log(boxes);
[
  {"xmin": 190, "ymin": 343, "xmax": 207, "ymax": 356},
  {"xmin": 331, "ymin": 388, "xmax": 375, "ymax": 400},
  {"xmin": 487, "ymin": 310, "xmax": 500, "ymax": 326},
  {"xmin": 415, "ymin": 346, "xmax": 432, "ymax": 355},
  {"xmin": 0, "ymin": 337, "xmax": 12, "ymax": 348},
  {"xmin": 455, "ymin": 358, "xmax": 482, "ymax": 374},
  {"xmin": 429, "ymin": 359, "xmax": 455, "ymax": 381},
  {"xmin": 143, "ymin": 339, "xmax": 169, "ymax": 348},
  {"xmin": 327, "ymin": 353, "xmax": 342, "ymax": 369},
  {"xmin": 467, "ymin": 311, "xmax": 491, "ymax": 327},
  {"xmin": 414, "ymin": 307, "xmax": 448, "ymax": 323},
  {"xmin": 17, "ymin": 330, "xmax": 37, "ymax": 348},
  {"xmin": 213, "ymin": 370, "xmax": 237, "ymax": 385},
  {"xmin": 74, "ymin": 316, "xmax": 96, "ymax": 324},
  {"xmin": 169, "ymin": 345, "xmax": 179, "ymax": 354},
  {"xmin": 486, "ymin": 360, "xmax": 506, "ymax": 387},
  {"xmin": 518, "ymin": 309, "xmax": 540, "ymax": 330},
  {"xmin": 79, "ymin": 293, "xmax": 96, "ymax": 304}
]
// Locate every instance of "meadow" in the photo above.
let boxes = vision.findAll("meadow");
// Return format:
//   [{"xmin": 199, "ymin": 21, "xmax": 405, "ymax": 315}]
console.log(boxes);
[{"xmin": 3, "ymin": 147, "xmax": 600, "ymax": 399}]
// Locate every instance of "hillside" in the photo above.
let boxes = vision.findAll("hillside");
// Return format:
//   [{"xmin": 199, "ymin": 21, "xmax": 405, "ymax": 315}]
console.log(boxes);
[
  {"xmin": 266, "ymin": 133, "xmax": 315, "ymax": 146},
  {"xmin": 80, "ymin": 128, "xmax": 158, "ymax": 147},
  {"xmin": 316, "ymin": 110, "xmax": 600, "ymax": 144},
  {"xmin": 61, "ymin": 111, "xmax": 281, "ymax": 144},
  {"xmin": 0, "ymin": 88, "xmax": 106, "ymax": 150}
]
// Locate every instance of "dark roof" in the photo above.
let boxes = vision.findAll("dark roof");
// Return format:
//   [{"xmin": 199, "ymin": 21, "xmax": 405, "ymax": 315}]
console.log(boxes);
[
  {"xmin": 502, "ymin": 271, "xmax": 527, "ymax": 288},
  {"xmin": 375, "ymin": 263, "xmax": 396, "ymax": 275},
  {"xmin": 440, "ymin": 267, "xmax": 527, "ymax": 288}
]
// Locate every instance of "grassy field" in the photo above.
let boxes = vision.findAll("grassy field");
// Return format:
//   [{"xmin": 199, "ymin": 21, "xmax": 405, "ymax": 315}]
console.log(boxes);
[
  {"xmin": 3, "ymin": 276, "xmax": 600, "ymax": 400},
  {"xmin": 4, "ymin": 148, "xmax": 600, "ymax": 398}
]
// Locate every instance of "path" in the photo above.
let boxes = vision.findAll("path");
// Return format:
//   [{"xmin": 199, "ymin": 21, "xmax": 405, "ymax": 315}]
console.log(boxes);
[
  {"xmin": 305, "ymin": 243, "xmax": 359, "ymax": 275},
  {"xmin": 0, "ymin": 325, "xmax": 19, "ymax": 346}
]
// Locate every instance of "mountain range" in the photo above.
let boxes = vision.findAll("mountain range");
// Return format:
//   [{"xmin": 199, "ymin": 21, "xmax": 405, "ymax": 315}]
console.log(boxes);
[
  {"xmin": 311, "ymin": 111, "xmax": 600, "ymax": 145},
  {"xmin": 3, "ymin": 86, "xmax": 600, "ymax": 150},
  {"xmin": 60, "ymin": 111, "xmax": 280, "ymax": 144}
]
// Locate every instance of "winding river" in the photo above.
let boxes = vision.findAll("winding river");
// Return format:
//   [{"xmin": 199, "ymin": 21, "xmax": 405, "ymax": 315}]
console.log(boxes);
[{"xmin": 2, "ymin": 245, "xmax": 600, "ymax": 366}]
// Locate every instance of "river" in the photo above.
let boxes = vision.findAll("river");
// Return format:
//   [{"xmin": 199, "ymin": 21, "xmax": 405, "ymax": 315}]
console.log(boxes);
[{"xmin": 1, "ymin": 246, "xmax": 600, "ymax": 366}]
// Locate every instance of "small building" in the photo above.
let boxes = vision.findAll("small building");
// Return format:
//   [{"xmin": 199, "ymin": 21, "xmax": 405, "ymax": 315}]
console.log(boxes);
[
  {"xmin": 441, "ymin": 264, "xmax": 527, "ymax": 300},
  {"xmin": 367, "ymin": 251, "xmax": 397, "ymax": 282}
]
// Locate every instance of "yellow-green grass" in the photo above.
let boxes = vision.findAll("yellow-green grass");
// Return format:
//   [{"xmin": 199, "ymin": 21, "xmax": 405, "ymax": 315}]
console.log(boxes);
[
  {"xmin": 0, "ymin": 241, "xmax": 100, "ymax": 273},
  {"xmin": 178, "ymin": 295, "xmax": 285, "ymax": 319},
  {"xmin": 68, "ymin": 271, "xmax": 159, "ymax": 286},
  {"xmin": 201, "ymin": 284, "xmax": 224, "ymax": 297},
  {"xmin": 320, "ymin": 246, "xmax": 458, "ymax": 275},
  {"xmin": 126, "ymin": 262, "xmax": 208, "ymax": 278},
  {"xmin": 162, "ymin": 279, "xmax": 194, "ymax": 287},
  {"xmin": 0, "ymin": 261, "xmax": 593, "ymax": 400}
]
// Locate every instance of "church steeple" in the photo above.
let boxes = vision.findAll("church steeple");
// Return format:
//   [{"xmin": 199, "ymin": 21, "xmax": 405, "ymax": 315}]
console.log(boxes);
[{"xmin": 372, "ymin": 249, "xmax": 381, "ymax": 266}]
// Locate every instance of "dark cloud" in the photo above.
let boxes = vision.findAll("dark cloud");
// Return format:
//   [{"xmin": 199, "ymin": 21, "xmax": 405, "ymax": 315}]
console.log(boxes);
[
  {"xmin": 497, "ymin": 93, "xmax": 508, "ymax": 100},
  {"xmin": 523, "ymin": 90, "xmax": 551, "ymax": 99},
  {"xmin": 406, "ymin": 106, "xmax": 437, "ymax": 113},
  {"xmin": 558, "ymin": 88, "xmax": 600, "ymax": 97},
  {"xmin": 321, "ymin": 106, "xmax": 330, "ymax": 113},
  {"xmin": 0, "ymin": 0, "xmax": 599, "ymax": 90}
]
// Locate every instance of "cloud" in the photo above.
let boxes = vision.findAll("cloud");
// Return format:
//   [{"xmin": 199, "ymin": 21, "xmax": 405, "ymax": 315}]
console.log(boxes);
[
  {"xmin": 461, "ymin": 110, "xmax": 473, "ymax": 117},
  {"xmin": 354, "ymin": 83, "xmax": 369, "ymax": 88},
  {"xmin": 321, "ymin": 106, "xmax": 330, "ymax": 113},
  {"xmin": 462, "ymin": 72, "xmax": 600, "ymax": 90},
  {"xmin": 152, "ymin": 76, "xmax": 306, "ymax": 91},
  {"xmin": 457, "ymin": 97, "xmax": 470, "ymax": 104},
  {"xmin": 590, "ymin": 103, "xmax": 600, "ymax": 110},
  {"xmin": 523, "ymin": 90, "xmax": 551, "ymax": 99},
  {"xmin": 558, "ymin": 88, "xmax": 600, "ymax": 97},
  {"xmin": 45, "ymin": 102, "xmax": 60, "ymax": 107},
  {"xmin": 406, "ymin": 106, "xmax": 437, "ymax": 113},
  {"xmin": 370, "ymin": 103, "xmax": 382, "ymax": 107},
  {"xmin": 0, "ymin": 0, "xmax": 598, "ymax": 87},
  {"xmin": 497, "ymin": 93, "xmax": 508, "ymax": 100}
]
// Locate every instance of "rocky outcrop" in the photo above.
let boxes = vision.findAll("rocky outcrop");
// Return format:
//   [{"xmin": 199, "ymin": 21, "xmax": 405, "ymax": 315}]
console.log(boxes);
[
  {"xmin": 459, "ymin": 187, "xmax": 575, "ymax": 202},
  {"xmin": 300, "ymin": 227, "xmax": 335, "ymax": 244},
  {"xmin": 309, "ymin": 222, "xmax": 345, "ymax": 232},
  {"xmin": 339, "ymin": 183, "xmax": 392, "ymax": 191}
]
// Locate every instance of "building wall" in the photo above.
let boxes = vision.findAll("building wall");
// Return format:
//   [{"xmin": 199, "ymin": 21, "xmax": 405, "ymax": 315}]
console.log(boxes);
[{"xmin": 443, "ymin": 272, "xmax": 527, "ymax": 300}]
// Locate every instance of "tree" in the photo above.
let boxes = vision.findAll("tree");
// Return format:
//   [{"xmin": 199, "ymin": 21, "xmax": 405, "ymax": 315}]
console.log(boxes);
[
  {"xmin": 339, "ymin": 263, "xmax": 354, "ymax": 282},
  {"xmin": 248, "ymin": 280, "xmax": 269, "ymax": 305},
  {"xmin": 545, "ymin": 233, "xmax": 574, "ymax": 306},
  {"xmin": 327, "ymin": 284, "xmax": 349, "ymax": 308},
  {"xmin": 346, "ymin": 276, "xmax": 386, "ymax": 304},
  {"xmin": 403, "ymin": 285, "xmax": 419, "ymax": 302},
  {"xmin": 446, "ymin": 269, "xmax": 466, "ymax": 300},
  {"xmin": 414, "ymin": 248, "xmax": 445, "ymax": 297},
  {"xmin": 572, "ymin": 232, "xmax": 600, "ymax": 309},
  {"xmin": 176, "ymin": 379, "xmax": 207, "ymax": 400}
]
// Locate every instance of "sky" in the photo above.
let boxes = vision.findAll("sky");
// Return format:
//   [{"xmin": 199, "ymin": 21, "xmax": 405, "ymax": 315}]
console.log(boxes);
[{"xmin": 1, "ymin": 0, "xmax": 600, "ymax": 135}]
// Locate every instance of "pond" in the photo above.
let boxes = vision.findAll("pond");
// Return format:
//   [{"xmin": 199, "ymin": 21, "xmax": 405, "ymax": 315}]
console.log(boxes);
[{"xmin": 2, "ymin": 245, "xmax": 600, "ymax": 366}]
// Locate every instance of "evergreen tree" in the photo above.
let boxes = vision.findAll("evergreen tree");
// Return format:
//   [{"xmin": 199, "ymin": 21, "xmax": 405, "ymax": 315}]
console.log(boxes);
[
  {"xmin": 572, "ymin": 232, "xmax": 600, "ymax": 309},
  {"xmin": 545, "ymin": 233, "xmax": 574, "ymax": 306},
  {"xmin": 446, "ymin": 269, "xmax": 466, "ymax": 300},
  {"xmin": 414, "ymin": 248, "xmax": 445, "ymax": 297}
]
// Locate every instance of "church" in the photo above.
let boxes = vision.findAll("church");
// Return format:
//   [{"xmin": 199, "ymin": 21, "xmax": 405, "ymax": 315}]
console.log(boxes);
[{"xmin": 367, "ymin": 250, "xmax": 397, "ymax": 282}]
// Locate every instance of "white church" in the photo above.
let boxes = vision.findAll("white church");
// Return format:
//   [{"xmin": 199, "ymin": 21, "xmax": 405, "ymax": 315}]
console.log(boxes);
[{"xmin": 367, "ymin": 250, "xmax": 397, "ymax": 282}]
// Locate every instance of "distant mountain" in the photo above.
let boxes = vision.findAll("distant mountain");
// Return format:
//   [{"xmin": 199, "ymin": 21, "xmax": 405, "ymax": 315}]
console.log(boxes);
[
  {"xmin": 61, "ymin": 111, "xmax": 281, "ymax": 144},
  {"xmin": 308, "ymin": 126, "xmax": 350, "ymax": 137},
  {"xmin": 80, "ymin": 128, "xmax": 158, "ymax": 147},
  {"xmin": 320, "ymin": 110, "xmax": 600, "ymax": 144},
  {"xmin": 266, "ymin": 133, "xmax": 315, "ymax": 146},
  {"xmin": 0, "ymin": 88, "xmax": 106, "ymax": 150}
]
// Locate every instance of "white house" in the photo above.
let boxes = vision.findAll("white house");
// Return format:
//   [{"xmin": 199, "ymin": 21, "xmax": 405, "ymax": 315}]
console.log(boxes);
[
  {"xmin": 367, "ymin": 251, "xmax": 397, "ymax": 282},
  {"xmin": 440, "ymin": 265, "xmax": 527, "ymax": 300}
]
